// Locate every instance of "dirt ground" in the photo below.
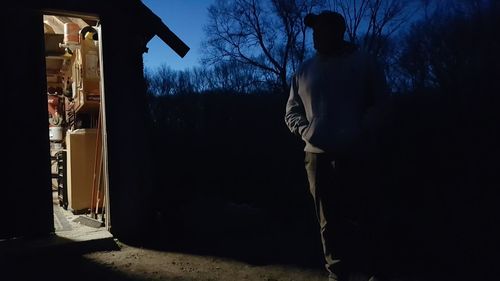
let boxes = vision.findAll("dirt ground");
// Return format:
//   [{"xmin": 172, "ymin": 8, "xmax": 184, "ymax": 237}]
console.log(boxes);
[
  {"xmin": 2, "ymin": 234, "xmax": 487, "ymax": 281},
  {"xmin": 85, "ymin": 240, "xmax": 328, "ymax": 281},
  {"xmin": 3, "ymin": 238, "xmax": 328, "ymax": 281}
]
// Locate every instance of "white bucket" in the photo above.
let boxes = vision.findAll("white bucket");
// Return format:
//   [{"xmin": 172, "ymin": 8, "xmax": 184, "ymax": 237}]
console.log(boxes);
[{"xmin": 49, "ymin": 126, "xmax": 63, "ymax": 141}]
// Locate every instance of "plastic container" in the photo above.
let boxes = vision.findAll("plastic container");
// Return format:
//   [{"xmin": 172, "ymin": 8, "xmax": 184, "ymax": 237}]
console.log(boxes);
[
  {"xmin": 64, "ymin": 23, "xmax": 80, "ymax": 44},
  {"xmin": 49, "ymin": 126, "xmax": 63, "ymax": 141}
]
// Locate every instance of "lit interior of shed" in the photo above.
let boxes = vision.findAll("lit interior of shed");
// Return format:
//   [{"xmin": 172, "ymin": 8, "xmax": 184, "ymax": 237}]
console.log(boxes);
[{"xmin": 44, "ymin": 13, "xmax": 109, "ymax": 233}]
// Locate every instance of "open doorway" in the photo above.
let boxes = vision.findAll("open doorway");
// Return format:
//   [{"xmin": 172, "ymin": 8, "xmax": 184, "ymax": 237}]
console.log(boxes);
[{"xmin": 43, "ymin": 12, "xmax": 110, "ymax": 236}]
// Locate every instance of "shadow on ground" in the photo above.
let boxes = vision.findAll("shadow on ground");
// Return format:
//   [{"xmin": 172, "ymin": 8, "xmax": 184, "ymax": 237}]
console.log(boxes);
[
  {"xmin": 139, "ymin": 194, "xmax": 326, "ymax": 270},
  {"xmin": 0, "ymin": 236, "xmax": 142, "ymax": 281}
]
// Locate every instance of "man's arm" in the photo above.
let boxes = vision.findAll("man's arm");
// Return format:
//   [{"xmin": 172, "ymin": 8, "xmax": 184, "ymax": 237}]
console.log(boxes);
[{"xmin": 285, "ymin": 75, "xmax": 309, "ymax": 136}]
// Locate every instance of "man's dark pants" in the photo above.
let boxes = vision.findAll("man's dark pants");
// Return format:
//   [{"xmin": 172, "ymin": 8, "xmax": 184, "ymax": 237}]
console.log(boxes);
[{"xmin": 304, "ymin": 152, "xmax": 381, "ymax": 280}]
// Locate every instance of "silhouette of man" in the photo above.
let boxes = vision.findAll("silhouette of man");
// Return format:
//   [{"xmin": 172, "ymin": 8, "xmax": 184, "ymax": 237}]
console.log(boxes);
[{"xmin": 285, "ymin": 11, "xmax": 388, "ymax": 281}]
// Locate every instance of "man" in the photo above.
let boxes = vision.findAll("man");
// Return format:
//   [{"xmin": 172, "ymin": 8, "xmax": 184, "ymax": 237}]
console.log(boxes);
[{"xmin": 285, "ymin": 11, "xmax": 388, "ymax": 281}]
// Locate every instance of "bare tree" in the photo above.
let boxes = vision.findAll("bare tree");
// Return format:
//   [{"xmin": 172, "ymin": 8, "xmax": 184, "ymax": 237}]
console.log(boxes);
[
  {"xmin": 175, "ymin": 70, "xmax": 195, "ymax": 95},
  {"xmin": 203, "ymin": 0, "xmax": 419, "ymax": 94},
  {"xmin": 207, "ymin": 61, "xmax": 268, "ymax": 93},
  {"xmin": 146, "ymin": 65, "xmax": 195, "ymax": 96},
  {"xmin": 328, "ymin": 0, "xmax": 416, "ymax": 57},
  {"xmin": 202, "ymin": 0, "xmax": 325, "ymax": 93},
  {"xmin": 396, "ymin": 0, "xmax": 499, "ymax": 92},
  {"xmin": 147, "ymin": 65, "xmax": 177, "ymax": 96}
]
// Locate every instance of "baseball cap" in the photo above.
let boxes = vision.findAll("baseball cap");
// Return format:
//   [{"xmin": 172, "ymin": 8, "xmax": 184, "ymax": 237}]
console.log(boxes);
[{"xmin": 304, "ymin": 11, "xmax": 346, "ymax": 32}]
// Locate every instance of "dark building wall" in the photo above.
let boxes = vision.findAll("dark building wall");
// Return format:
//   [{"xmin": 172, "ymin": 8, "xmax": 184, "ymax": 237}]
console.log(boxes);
[{"xmin": 3, "ymin": 7, "xmax": 54, "ymax": 239}]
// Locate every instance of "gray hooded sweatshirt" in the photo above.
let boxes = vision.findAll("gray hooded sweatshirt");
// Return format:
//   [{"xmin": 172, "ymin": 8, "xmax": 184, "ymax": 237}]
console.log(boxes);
[{"xmin": 285, "ymin": 48, "xmax": 387, "ymax": 154}]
